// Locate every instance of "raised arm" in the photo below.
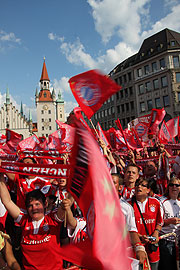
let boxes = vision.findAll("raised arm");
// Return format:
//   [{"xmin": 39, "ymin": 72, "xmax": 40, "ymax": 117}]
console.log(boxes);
[{"xmin": 0, "ymin": 173, "xmax": 20, "ymax": 220}]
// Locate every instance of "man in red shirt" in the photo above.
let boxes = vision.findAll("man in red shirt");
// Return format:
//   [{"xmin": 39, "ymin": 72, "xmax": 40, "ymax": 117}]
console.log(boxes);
[
  {"xmin": 0, "ymin": 173, "xmax": 66, "ymax": 270},
  {"xmin": 120, "ymin": 164, "xmax": 140, "ymax": 200}
]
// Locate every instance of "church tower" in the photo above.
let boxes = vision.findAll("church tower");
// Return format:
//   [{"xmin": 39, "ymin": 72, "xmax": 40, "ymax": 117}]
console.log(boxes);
[{"xmin": 35, "ymin": 58, "xmax": 65, "ymax": 137}]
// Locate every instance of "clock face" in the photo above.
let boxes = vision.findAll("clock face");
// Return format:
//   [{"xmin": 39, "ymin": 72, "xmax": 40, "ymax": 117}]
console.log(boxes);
[{"xmin": 43, "ymin": 105, "xmax": 48, "ymax": 110}]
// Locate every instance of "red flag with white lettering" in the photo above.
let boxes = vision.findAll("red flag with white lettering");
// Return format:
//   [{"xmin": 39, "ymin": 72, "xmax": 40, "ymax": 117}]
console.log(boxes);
[
  {"xmin": 158, "ymin": 121, "xmax": 172, "ymax": 143},
  {"xmin": 62, "ymin": 122, "xmax": 131, "ymax": 269},
  {"xmin": 69, "ymin": 70, "xmax": 121, "ymax": 119},
  {"xmin": 166, "ymin": 117, "xmax": 179, "ymax": 138},
  {"xmin": 17, "ymin": 135, "xmax": 40, "ymax": 151}
]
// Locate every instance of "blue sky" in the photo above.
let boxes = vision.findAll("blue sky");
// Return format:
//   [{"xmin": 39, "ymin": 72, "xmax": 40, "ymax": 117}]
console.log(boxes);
[{"xmin": 0, "ymin": 0, "xmax": 180, "ymax": 121}]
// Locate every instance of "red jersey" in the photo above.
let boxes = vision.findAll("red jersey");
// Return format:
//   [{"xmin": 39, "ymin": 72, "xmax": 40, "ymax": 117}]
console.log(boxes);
[
  {"xmin": 15, "ymin": 209, "xmax": 63, "ymax": 270},
  {"xmin": 129, "ymin": 197, "xmax": 163, "ymax": 263},
  {"xmin": 120, "ymin": 185, "xmax": 135, "ymax": 200},
  {"xmin": 15, "ymin": 175, "xmax": 55, "ymax": 211}
]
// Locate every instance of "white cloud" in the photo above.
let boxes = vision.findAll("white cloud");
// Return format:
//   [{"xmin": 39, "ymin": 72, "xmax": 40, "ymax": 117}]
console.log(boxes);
[
  {"xmin": 48, "ymin": 32, "xmax": 64, "ymax": 42},
  {"xmin": 0, "ymin": 30, "xmax": 21, "ymax": 43},
  {"xmin": 64, "ymin": 100, "xmax": 78, "ymax": 119},
  {"xmin": 87, "ymin": 0, "xmax": 150, "ymax": 44},
  {"xmin": 53, "ymin": 76, "xmax": 70, "ymax": 96}
]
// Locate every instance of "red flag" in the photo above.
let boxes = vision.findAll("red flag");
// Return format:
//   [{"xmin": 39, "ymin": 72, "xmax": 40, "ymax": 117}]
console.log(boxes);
[
  {"xmin": 0, "ymin": 134, "xmax": 6, "ymax": 145},
  {"xmin": 56, "ymin": 120, "xmax": 75, "ymax": 145},
  {"xmin": 63, "ymin": 122, "xmax": 131, "ymax": 269},
  {"xmin": 148, "ymin": 108, "xmax": 166, "ymax": 135},
  {"xmin": 17, "ymin": 135, "xmax": 40, "ymax": 151},
  {"xmin": 97, "ymin": 122, "xmax": 109, "ymax": 147},
  {"xmin": 36, "ymin": 136, "xmax": 49, "ymax": 150},
  {"xmin": 115, "ymin": 119, "xmax": 130, "ymax": 150},
  {"xmin": 1, "ymin": 129, "xmax": 22, "ymax": 153},
  {"xmin": 105, "ymin": 128, "xmax": 116, "ymax": 149},
  {"xmin": 166, "ymin": 117, "xmax": 179, "ymax": 138},
  {"xmin": 73, "ymin": 107, "xmax": 92, "ymax": 133},
  {"xmin": 124, "ymin": 128, "xmax": 143, "ymax": 150},
  {"xmin": 158, "ymin": 121, "xmax": 171, "ymax": 143},
  {"xmin": 128, "ymin": 114, "xmax": 151, "ymax": 143},
  {"xmin": 69, "ymin": 70, "xmax": 121, "ymax": 119}
]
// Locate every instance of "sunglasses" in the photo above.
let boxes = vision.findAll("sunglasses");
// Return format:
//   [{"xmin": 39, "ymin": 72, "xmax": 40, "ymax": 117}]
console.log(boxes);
[
  {"xmin": 135, "ymin": 183, "xmax": 148, "ymax": 188},
  {"xmin": 169, "ymin": 183, "xmax": 180, "ymax": 188}
]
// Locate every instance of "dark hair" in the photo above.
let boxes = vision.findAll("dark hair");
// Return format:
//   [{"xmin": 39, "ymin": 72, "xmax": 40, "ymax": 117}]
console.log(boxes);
[
  {"xmin": 48, "ymin": 195, "xmax": 57, "ymax": 204},
  {"xmin": 148, "ymin": 178, "xmax": 159, "ymax": 194},
  {"xmin": 25, "ymin": 190, "xmax": 46, "ymax": 208},
  {"xmin": 135, "ymin": 177, "xmax": 149, "ymax": 188},
  {"xmin": 125, "ymin": 163, "xmax": 140, "ymax": 173},
  {"xmin": 21, "ymin": 157, "xmax": 37, "ymax": 164},
  {"xmin": 111, "ymin": 173, "xmax": 124, "ymax": 185}
]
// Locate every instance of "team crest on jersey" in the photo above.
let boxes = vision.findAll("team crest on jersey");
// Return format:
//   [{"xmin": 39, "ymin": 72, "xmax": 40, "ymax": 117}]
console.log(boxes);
[
  {"xmin": 41, "ymin": 185, "xmax": 50, "ymax": 194},
  {"xmin": 87, "ymin": 201, "xmax": 95, "ymax": 240},
  {"xmin": 150, "ymin": 205, "xmax": 156, "ymax": 212},
  {"xmin": 43, "ymin": 223, "xmax": 49, "ymax": 232},
  {"xmin": 76, "ymin": 82, "xmax": 101, "ymax": 106}
]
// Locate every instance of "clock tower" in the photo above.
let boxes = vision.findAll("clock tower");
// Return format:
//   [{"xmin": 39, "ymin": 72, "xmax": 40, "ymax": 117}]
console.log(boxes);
[{"xmin": 35, "ymin": 58, "xmax": 64, "ymax": 137}]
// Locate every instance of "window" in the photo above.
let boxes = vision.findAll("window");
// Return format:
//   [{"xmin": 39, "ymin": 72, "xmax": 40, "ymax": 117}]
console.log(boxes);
[
  {"xmin": 140, "ymin": 102, "xmax": 145, "ymax": 112},
  {"xmin": 49, "ymin": 126, "xmax": 51, "ymax": 130},
  {"xmin": 163, "ymin": 96, "xmax": 170, "ymax": 107},
  {"xmin": 176, "ymin": 72, "xmax": 180, "ymax": 83},
  {"xmin": 108, "ymin": 108, "xmax": 111, "ymax": 115},
  {"xmin": 173, "ymin": 56, "xmax": 180, "ymax": 68},
  {"xmin": 44, "ymin": 82, "xmax": 46, "ymax": 87},
  {"xmin": 42, "ymin": 126, "xmax": 44, "ymax": 130},
  {"xmin": 42, "ymin": 118, "xmax": 44, "ymax": 122},
  {"xmin": 155, "ymin": 98, "xmax": 161, "ymax": 108},
  {"xmin": 119, "ymin": 77, "xmax": 122, "ymax": 84},
  {"xmin": 46, "ymin": 134, "xmax": 48, "ymax": 137},
  {"xmin": 147, "ymin": 100, "xmax": 153, "ymax": 111},
  {"xmin": 125, "ymin": 88, "xmax": 128, "ymax": 97},
  {"xmin": 178, "ymin": 93, "xmax": 180, "ymax": 102},
  {"xmin": 41, "ymin": 110, "xmax": 44, "ymax": 114},
  {"xmin": 137, "ymin": 68, "xmax": 142, "ymax": 77},
  {"xmin": 101, "ymin": 111, "xmax": 104, "ymax": 117},
  {"xmin": 120, "ymin": 90, "xmax": 124, "ymax": 99},
  {"xmin": 123, "ymin": 74, "xmax": 127, "ymax": 83},
  {"xmin": 122, "ymin": 119, "xmax": 125, "ymax": 127},
  {"xmin": 129, "ymin": 87, "xmax": 133, "ymax": 95},
  {"xmin": 117, "ymin": 105, "xmax": 120, "ymax": 114},
  {"xmin": 111, "ymin": 107, "xmax": 115, "ymax": 114},
  {"xmin": 60, "ymin": 114, "xmax": 62, "ymax": 118},
  {"xmin": 111, "ymin": 95, "xmax": 114, "ymax": 101},
  {"xmin": 161, "ymin": 76, "xmax": 168, "ymax": 87},
  {"xmin": 145, "ymin": 81, "xmax": 151, "ymax": 92},
  {"xmin": 48, "ymin": 110, "xmax": 51, "ymax": 114},
  {"xmin": 49, "ymin": 118, "xmax": 51, "ymax": 122},
  {"xmin": 130, "ymin": 101, "xmax": 134, "ymax": 110},
  {"xmin": 105, "ymin": 110, "xmax": 107, "ymax": 116},
  {"xmin": 153, "ymin": 79, "xmax": 159, "ymax": 89},
  {"xmin": 171, "ymin": 40, "xmax": 175, "ymax": 46},
  {"xmin": 116, "ymin": 92, "xmax": 119, "ymax": 99},
  {"xmin": 152, "ymin": 62, "xmax": 157, "ymax": 72},
  {"xmin": 139, "ymin": 84, "xmax": 144, "ymax": 94},
  {"xmin": 144, "ymin": 65, "xmax": 149, "ymax": 74},
  {"xmin": 126, "ymin": 103, "xmax": 129, "ymax": 111},
  {"xmin": 43, "ymin": 92, "xmax": 47, "ymax": 98},
  {"xmin": 121, "ymin": 104, "xmax": 125, "ymax": 112},
  {"xmin": 160, "ymin": 58, "xmax": 165, "ymax": 68},
  {"xmin": 128, "ymin": 72, "xmax": 132, "ymax": 81}
]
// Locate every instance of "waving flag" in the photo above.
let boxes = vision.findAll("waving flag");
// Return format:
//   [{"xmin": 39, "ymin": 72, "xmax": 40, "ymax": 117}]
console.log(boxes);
[
  {"xmin": 63, "ymin": 122, "xmax": 131, "ymax": 269},
  {"xmin": 166, "ymin": 117, "xmax": 179, "ymax": 138},
  {"xmin": 115, "ymin": 119, "xmax": 130, "ymax": 150},
  {"xmin": 0, "ymin": 134, "xmax": 6, "ymax": 145},
  {"xmin": 158, "ymin": 121, "xmax": 171, "ymax": 143},
  {"xmin": 56, "ymin": 120, "xmax": 75, "ymax": 145},
  {"xmin": 17, "ymin": 135, "xmax": 40, "ymax": 151},
  {"xmin": 69, "ymin": 70, "xmax": 121, "ymax": 119},
  {"xmin": 148, "ymin": 108, "xmax": 166, "ymax": 135},
  {"xmin": 1, "ymin": 129, "xmax": 22, "ymax": 153}
]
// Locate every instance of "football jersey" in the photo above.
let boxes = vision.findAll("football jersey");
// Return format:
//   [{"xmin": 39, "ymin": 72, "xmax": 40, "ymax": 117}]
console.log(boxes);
[
  {"xmin": 15, "ymin": 209, "xmax": 63, "ymax": 270},
  {"xmin": 67, "ymin": 217, "xmax": 87, "ymax": 244},
  {"xmin": 130, "ymin": 197, "xmax": 163, "ymax": 263},
  {"xmin": 120, "ymin": 185, "xmax": 135, "ymax": 200},
  {"xmin": 160, "ymin": 197, "xmax": 180, "ymax": 241},
  {"xmin": 15, "ymin": 175, "xmax": 55, "ymax": 212}
]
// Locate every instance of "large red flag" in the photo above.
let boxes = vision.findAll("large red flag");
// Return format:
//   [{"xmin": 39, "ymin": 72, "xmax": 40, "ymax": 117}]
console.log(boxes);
[
  {"xmin": 128, "ymin": 114, "xmax": 151, "ymax": 143},
  {"xmin": 62, "ymin": 122, "xmax": 131, "ymax": 269},
  {"xmin": 166, "ymin": 117, "xmax": 179, "ymax": 138},
  {"xmin": 148, "ymin": 108, "xmax": 166, "ymax": 135},
  {"xmin": 69, "ymin": 70, "xmax": 121, "ymax": 119},
  {"xmin": 56, "ymin": 120, "xmax": 75, "ymax": 145},
  {"xmin": 1, "ymin": 129, "xmax": 22, "ymax": 153}
]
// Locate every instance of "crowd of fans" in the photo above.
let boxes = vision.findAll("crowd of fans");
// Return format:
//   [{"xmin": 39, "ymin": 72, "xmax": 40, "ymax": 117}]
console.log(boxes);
[{"xmin": 0, "ymin": 132, "xmax": 180, "ymax": 270}]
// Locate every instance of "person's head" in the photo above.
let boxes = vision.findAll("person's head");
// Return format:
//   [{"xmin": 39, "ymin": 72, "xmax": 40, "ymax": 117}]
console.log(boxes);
[
  {"xmin": 135, "ymin": 178, "xmax": 150, "ymax": 201},
  {"xmin": 159, "ymin": 144, "xmax": 165, "ymax": 153},
  {"xmin": 148, "ymin": 178, "xmax": 160, "ymax": 196},
  {"xmin": 25, "ymin": 190, "xmax": 46, "ymax": 221},
  {"xmin": 111, "ymin": 173, "xmax": 124, "ymax": 192},
  {"xmin": 52, "ymin": 178, "xmax": 67, "ymax": 189},
  {"xmin": 124, "ymin": 164, "xmax": 140, "ymax": 187},
  {"xmin": 164, "ymin": 177, "xmax": 180, "ymax": 200},
  {"xmin": 22, "ymin": 157, "xmax": 37, "ymax": 164},
  {"xmin": 144, "ymin": 161, "xmax": 157, "ymax": 177}
]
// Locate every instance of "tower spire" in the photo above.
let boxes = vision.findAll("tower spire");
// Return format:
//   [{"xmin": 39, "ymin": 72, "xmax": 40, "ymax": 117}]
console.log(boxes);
[
  {"xmin": 40, "ymin": 58, "xmax": 50, "ymax": 82},
  {"xmin": 20, "ymin": 101, "xmax": 23, "ymax": 116},
  {"xmin": 6, "ymin": 86, "xmax": 10, "ymax": 105}
]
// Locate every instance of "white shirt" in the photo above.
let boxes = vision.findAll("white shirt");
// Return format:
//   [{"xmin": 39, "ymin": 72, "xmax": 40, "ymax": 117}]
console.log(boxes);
[{"xmin": 120, "ymin": 198, "xmax": 138, "ymax": 232}]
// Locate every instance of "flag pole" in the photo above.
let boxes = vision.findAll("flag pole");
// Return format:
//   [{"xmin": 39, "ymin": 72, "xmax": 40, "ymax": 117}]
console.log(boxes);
[{"xmin": 89, "ymin": 119, "xmax": 100, "ymax": 139}]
